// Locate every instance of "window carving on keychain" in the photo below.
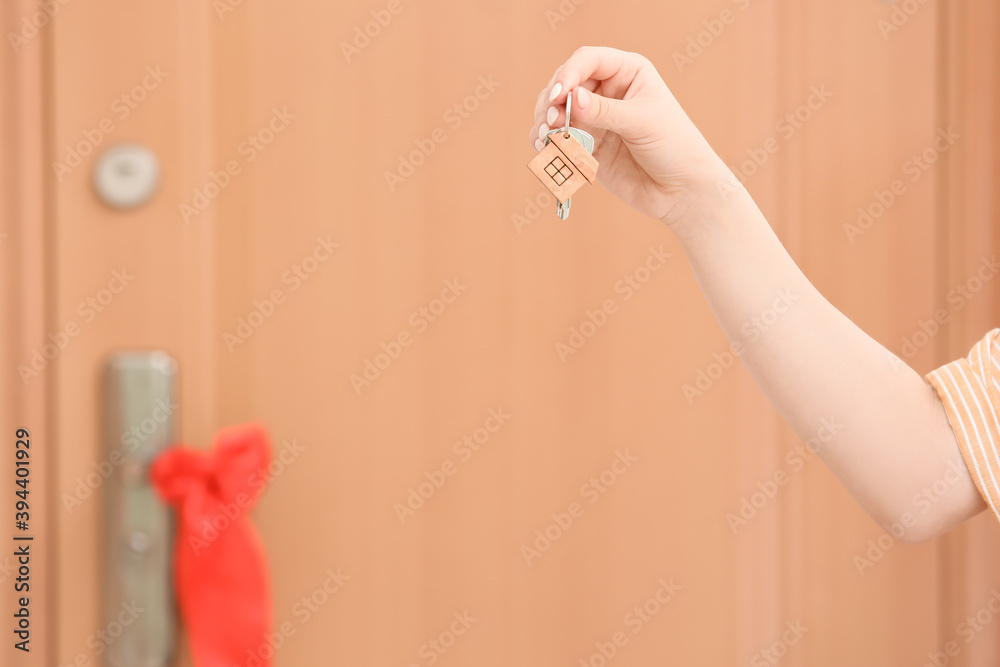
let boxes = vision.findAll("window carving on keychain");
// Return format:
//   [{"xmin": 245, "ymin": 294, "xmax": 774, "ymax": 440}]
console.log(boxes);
[{"xmin": 527, "ymin": 90, "xmax": 599, "ymax": 219}]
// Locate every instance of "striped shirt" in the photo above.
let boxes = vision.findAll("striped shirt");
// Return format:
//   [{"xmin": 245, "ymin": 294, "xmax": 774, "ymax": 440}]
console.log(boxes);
[{"xmin": 926, "ymin": 328, "xmax": 1000, "ymax": 522}]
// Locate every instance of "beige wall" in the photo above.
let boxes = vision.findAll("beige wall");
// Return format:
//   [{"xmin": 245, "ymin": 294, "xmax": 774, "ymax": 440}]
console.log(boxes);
[{"xmin": 2, "ymin": 0, "xmax": 999, "ymax": 665}]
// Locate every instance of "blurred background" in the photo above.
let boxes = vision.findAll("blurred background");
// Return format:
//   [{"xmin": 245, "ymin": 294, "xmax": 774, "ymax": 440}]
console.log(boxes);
[{"xmin": 2, "ymin": 0, "xmax": 1000, "ymax": 665}]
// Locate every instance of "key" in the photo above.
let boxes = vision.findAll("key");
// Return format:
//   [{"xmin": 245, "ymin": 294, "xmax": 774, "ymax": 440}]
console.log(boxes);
[
  {"xmin": 527, "ymin": 90, "xmax": 600, "ymax": 220},
  {"xmin": 546, "ymin": 125, "xmax": 594, "ymax": 219}
]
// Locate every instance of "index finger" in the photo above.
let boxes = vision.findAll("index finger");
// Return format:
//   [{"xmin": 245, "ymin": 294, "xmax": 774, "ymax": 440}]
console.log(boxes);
[{"xmin": 546, "ymin": 46, "xmax": 647, "ymax": 106}]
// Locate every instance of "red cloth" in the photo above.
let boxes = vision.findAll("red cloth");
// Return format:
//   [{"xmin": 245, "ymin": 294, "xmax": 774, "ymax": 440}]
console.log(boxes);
[{"xmin": 151, "ymin": 423, "xmax": 273, "ymax": 667}]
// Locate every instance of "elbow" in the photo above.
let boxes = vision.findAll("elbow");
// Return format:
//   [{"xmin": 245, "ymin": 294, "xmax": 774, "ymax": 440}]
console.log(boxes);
[
  {"xmin": 865, "ymin": 478, "xmax": 986, "ymax": 544},
  {"xmin": 868, "ymin": 503, "xmax": 961, "ymax": 545},
  {"xmin": 891, "ymin": 522, "xmax": 943, "ymax": 545}
]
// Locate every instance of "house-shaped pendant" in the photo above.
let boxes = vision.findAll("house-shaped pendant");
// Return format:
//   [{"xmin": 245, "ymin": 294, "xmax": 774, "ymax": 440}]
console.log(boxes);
[{"xmin": 526, "ymin": 132, "xmax": 599, "ymax": 204}]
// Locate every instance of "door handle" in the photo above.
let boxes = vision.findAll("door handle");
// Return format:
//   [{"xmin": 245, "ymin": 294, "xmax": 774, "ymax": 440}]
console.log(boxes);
[{"xmin": 101, "ymin": 351, "xmax": 177, "ymax": 667}]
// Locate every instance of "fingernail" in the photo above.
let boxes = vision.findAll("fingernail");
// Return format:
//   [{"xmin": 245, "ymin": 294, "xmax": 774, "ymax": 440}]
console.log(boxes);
[
  {"xmin": 534, "ymin": 138, "xmax": 544, "ymax": 151},
  {"xmin": 546, "ymin": 106, "xmax": 558, "ymax": 126},
  {"xmin": 539, "ymin": 123, "xmax": 550, "ymax": 137},
  {"xmin": 577, "ymin": 88, "xmax": 590, "ymax": 110},
  {"xmin": 549, "ymin": 82, "xmax": 562, "ymax": 102}
]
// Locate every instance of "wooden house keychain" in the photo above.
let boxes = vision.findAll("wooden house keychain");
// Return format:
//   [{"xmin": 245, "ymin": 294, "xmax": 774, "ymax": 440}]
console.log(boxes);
[{"xmin": 527, "ymin": 90, "xmax": 599, "ymax": 219}]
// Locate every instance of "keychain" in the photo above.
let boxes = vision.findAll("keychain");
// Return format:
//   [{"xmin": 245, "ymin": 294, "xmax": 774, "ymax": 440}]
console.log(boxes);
[{"xmin": 526, "ymin": 90, "xmax": 599, "ymax": 219}]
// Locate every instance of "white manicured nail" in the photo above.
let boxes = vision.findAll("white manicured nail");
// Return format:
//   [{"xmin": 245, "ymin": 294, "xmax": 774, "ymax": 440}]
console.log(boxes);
[
  {"xmin": 546, "ymin": 106, "xmax": 558, "ymax": 126},
  {"xmin": 549, "ymin": 82, "xmax": 562, "ymax": 102},
  {"xmin": 534, "ymin": 138, "xmax": 544, "ymax": 151},
  {"xmin": 539, "ymin": 123, "xmax": 549, "ymax": 136}
]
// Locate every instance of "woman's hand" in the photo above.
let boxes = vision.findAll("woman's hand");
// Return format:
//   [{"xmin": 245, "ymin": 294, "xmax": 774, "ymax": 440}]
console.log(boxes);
[
  {"xmin": 529, "ymin": 46, "xmax": 730, "ymax": 225},
  {"xmin": 531, "ymin": 47, "xmax": 987, "ymax": 542}
]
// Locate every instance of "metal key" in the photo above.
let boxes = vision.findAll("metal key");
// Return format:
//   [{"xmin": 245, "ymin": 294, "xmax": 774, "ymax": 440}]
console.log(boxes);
[{"xmin": 542, "ymin": 91, "xmax": 595, "ymax": 220}]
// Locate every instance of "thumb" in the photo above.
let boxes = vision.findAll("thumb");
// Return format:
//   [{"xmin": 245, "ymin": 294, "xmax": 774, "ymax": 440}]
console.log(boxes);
[{"xmin": 574, "ymin": 87, "xmax": 636, "ymax": 135}]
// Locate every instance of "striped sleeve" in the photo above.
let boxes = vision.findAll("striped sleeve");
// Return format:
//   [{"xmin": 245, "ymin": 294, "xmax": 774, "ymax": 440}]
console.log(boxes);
[{"xmin": 925, "ymin": 328, "xmax": 1000, "ymax": 523}]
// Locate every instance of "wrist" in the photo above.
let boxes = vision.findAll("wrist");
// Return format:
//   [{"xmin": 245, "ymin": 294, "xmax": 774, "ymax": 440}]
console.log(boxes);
[{"xmin": 657, "ymin": 157, "xmax": 743, "ymax": 240}]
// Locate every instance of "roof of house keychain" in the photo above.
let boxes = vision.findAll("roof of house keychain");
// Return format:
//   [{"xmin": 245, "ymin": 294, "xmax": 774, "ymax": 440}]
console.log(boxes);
[{"xmin": 527, "ymin": 90, "xmax": 599, "ymax": 219}]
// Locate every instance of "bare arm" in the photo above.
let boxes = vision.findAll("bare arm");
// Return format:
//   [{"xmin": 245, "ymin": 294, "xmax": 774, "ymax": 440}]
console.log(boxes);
[{"xmin": 530, "ymin": 46, "xmax": 985, "ymax": 541}]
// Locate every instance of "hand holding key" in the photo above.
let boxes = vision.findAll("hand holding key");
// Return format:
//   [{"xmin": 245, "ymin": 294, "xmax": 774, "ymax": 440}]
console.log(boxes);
[
  {"xmin": 529, "ymin": 46, "xmax": 731, "ymax": 225},
  {"xmin": 528, "ymin": 49, "xmax": 991, "ymax": 546},
  {"xmin": 526, "ymin": 90, "xmax": 599, "ymax": 219}
]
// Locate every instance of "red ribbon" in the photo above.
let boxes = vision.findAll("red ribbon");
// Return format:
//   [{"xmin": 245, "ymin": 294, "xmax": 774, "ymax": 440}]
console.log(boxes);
[{"xmin": 151, "ymin": 423, "xmax": 273, "ymax": 667}]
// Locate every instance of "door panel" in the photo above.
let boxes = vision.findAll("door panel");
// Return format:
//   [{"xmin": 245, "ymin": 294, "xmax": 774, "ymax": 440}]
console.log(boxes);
[{"xmin": 1, "ymin": 0, "xmax": 998, "ymax": 665}]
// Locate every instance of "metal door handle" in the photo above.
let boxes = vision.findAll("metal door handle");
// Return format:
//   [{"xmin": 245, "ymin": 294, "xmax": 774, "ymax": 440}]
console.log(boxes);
[{"xmin": 101, "ymin": 351, "xmax": 177, "ymax": 667}]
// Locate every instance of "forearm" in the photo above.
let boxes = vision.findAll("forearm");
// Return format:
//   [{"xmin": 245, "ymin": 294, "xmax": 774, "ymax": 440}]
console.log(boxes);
[
  {"xmin": 530, "ymin": 46, "xmax": 984, "ymax": 538},
  {"xmin": 667, "ymin": 172, "xmax": 984, "ymax": 540}
]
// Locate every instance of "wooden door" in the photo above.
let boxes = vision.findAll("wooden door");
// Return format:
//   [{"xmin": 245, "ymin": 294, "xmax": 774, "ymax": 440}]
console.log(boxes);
[{"xmin": 2, "ymin": 0, "xmax": 999, "ymax": 665}]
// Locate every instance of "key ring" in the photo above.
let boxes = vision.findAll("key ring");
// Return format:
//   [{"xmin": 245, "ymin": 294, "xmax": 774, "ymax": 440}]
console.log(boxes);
[{"xmin": 564, "ymin": 90, "xmax": 572, "ymax": 138}]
